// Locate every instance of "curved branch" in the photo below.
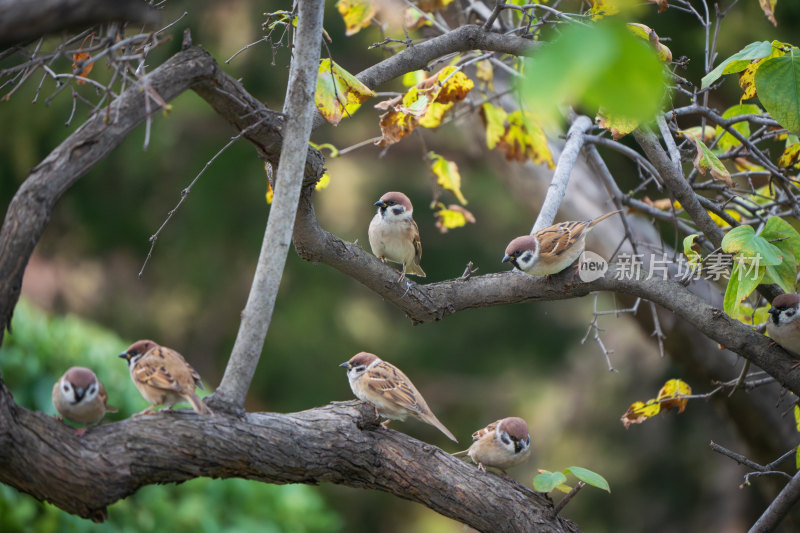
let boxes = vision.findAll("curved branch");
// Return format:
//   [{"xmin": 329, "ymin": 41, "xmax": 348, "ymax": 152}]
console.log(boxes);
[
  {"xmin": 0, "ymin": 0, "xmax": 160, "ymax": 48},
  {"xmin": 0, "ymin": 47, "xmax": 220, "ymax": 344},
  {"xmin": 0, "ymin": 381, "xmax": 577, "ymax": 533}
]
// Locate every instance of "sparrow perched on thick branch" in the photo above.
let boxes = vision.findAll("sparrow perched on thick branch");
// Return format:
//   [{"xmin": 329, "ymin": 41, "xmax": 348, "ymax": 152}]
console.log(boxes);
[
  {"xmin": 340, "ymin": 352, "xmax": 457, "ymax": 442},
  {"xmin": 503, "ymin": 210, "xmax": 620, "ymax": 276},
  {"xmin": 767, "ymin": 293, "xmax": 800, "ymax": 356},
  {"xmin": 454, "ymin": 417, "xmax": 531, "ymax": 473},
  {"xmin": 53, "ymin": 366, "xmax": 117, "ymax": 435},
  {"xmin": 119, "ymin": 339, "xmax": 211, "ymax": 416},
  {"xmin": 368, "ymin": 191, "xmax": 426, "ymax": 281}
]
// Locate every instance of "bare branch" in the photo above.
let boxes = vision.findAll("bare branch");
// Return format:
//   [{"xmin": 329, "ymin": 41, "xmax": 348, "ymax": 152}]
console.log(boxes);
[
  {"xmin": 214, "ymin": 0, "xmax": 325, "ymax": 409},
  {"xmin": 532, "ymin": 115, "xmax": 593, "ymax": 232}
]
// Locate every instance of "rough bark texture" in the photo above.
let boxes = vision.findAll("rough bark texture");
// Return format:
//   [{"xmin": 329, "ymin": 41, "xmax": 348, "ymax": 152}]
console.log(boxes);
[
  {"xmin": 0, "ymin": 0, "xmax": 160, "ymax": 47},
  {"xmin": 0, "ymin": 381, "xmax": 577, "ymax": 532}
]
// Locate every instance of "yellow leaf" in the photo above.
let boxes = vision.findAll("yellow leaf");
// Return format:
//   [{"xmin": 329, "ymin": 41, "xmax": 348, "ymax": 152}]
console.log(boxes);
[
  {"xmin": 626, "ymin": 23, "xmax": 672, "ymax": 63},
  {"xmin": 758, "ymin": 0, "xmax": 778, "ymax": 27},
  {"xmin": 795, "ymin": 404, "xmax": 800, "ymax": 432},
  {"xmin": 404, "ymin": 6, "xmax": 432, "ymax": 29},
  {"xmin": 315, "ymin": 172, "xmax": 331, "ymax": 191},
  {"xmin": 779, "ymin": 143, "xmax": 800, "ymax": 169},
  {"xmin": 433, "ymin": 203, "xmax": 476, "ymax": 233},
  {"xmin": 649, "ymin": 0, "xmax": 668, "ymax": 13},
  {"xmin": 480, "ymin": 108, "xmax": 554, "ymax": 167},
  {"xmin": 266, "ymin": 182, "xmax": 273, "ymax": 204},
  {"xmin": 429, "ymin": 153, "xmax": 467, "ymax": 204},
  {"xmin": 596, "ymin": 109, "xmax": 638, "ymax": 140},
  {"xmin": 739, "ymin": 61, "xmax": 760, "ymax": 101},
  {"xmin": 657, "ymin": 378, "xmax": 692, "ymax": 413},
  {"xmin": 476, "ymin": 59, "xmax": 494, "ymax": 91},
  {"xmin": 402, "ymin": 70, "xmax": 428, "ymax": 87},
  {"xmin": 432, "ymin": 66, "xmax": 474, "ymax": 104},
  {"xmin": 620, "ymin": 400, "xmax": 661, "ymax": 429},
  {"xmin": 316, "ymin": 59, "xmax": 376, "ymax": 126},
  {"xmin": 336, "ymin": 0, "xmax": 376, "ymax": 36},
  {"xmin": 481, "ymin": 102, "xmax": 507, "ymax": 149},
  {"xmin": 419, "ymin": 101, "xmax": 454, "ymax": 129},
  {"xmin": 589, "ymin": 0, "xmax": 620, "ymax": 19}
]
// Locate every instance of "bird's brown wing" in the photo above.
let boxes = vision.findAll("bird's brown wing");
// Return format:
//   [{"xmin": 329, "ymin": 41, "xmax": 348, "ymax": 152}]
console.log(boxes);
[
  {"xmin": 133, "ymin": 348, "xmax": 192, "ymax": 394},
  {"xmin": 366, "ymin": 360, "xmax": 429, "ymax": 416},
  {"xmin": 412, "ymin": 218, "xmax": 423, "ymax": 267},
  {"xmin": 535, "ymin": 220, "xmax": 590, "ymax": 258},
  {"xmin": 471, "ymin": 419, "xmax": 501, "ymax": 441},
  {"xmin": 98, "ymin": 380, "xmax": 118, "ymax": 413}
]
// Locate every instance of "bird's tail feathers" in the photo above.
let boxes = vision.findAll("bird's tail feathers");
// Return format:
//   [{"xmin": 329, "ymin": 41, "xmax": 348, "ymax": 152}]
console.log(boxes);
[
  {"xmin": 589, "ymin": 209, "xmax": 622, "ymax": 227},
  {"xmin": 422, "ymin": 413, "xmax": 458, "ymax": 442},
  {"xmin": 405, "ymin": 263, "xmax": 426, "ymax": 277},
  {"xmin": 186, "ymin": 393, "xmax": 213, "ymax": 416}
]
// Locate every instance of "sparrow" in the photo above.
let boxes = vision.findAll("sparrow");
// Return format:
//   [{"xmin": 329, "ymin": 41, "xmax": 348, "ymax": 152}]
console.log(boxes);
[
  {"xmin": 118, "ymin": 339, "xmax": 212, "ymax": 416},
  {"xmin": 454, "ymin": 417, "xmax": 531, "ymax": 472},
  {"xmin": 52, "ymin": 366, "xmax": 117, "ymax": 436},
  {"xmin": 368, "ymin": 191, "xmax": 426, "ymax": 281},
  {"xmin": 340, "ymin": 352, "xmax": 457, "ymax": 442},
  {"xmin": 767, "ymin": 293, "xmax": 800, "ymax": 356},
  {"xmin": 502, "ymin": 210, "xmax": 621, "ymax": 276}
]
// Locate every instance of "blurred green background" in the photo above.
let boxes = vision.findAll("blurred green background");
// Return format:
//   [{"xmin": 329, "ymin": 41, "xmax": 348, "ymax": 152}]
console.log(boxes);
[{"xmin": 2, "ymin": 1, "xmax": 800, "ymax": 532}]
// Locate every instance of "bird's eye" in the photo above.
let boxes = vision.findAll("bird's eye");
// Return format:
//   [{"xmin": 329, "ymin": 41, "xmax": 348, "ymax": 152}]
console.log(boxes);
[
  {"xmin": 501, "ymin": 433, "xmax": 511, "ymax": 445},
  {"xmin": 787, "ymin": 309, "xmax": 795, "ymax": 317},
  {"xmin": 526, "ymin": 436, "xmax": 530, "ymax": 445},
  {"xmin": 89, "ymin": 385, "xmax": 97, "ymax": 394},
  {"xmin": 62, "ymin": 384, "xmax": 69, "ymax": 392}
]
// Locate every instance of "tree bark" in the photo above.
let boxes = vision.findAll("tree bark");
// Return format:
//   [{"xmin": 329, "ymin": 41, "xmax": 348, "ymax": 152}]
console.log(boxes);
[{"xmin": 0, "ymin": 380, "xmax": 577, "ymax": 532}]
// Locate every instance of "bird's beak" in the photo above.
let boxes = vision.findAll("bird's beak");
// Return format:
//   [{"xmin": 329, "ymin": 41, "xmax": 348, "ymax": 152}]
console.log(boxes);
[
  {"xmin": 501, "ymin": 254, "xmax": 511, "ymax": 264},
  {"xmin": 374, "ymin": 200, "xmax": 386, "ymax": 208},
  {"xmin": 75, "ymin": 387, "xmax": 84, "ymax": 399},
  {"xmin": 768, "ymin": 307, "xmax": 780, "ymax": 317},
  {"xmin": 339, "ymin": 361, "xmax": 350, "ymax": 369},
  {"xmin": 117, "ymin": 351, "xmax": 129, "ymax": 360}
]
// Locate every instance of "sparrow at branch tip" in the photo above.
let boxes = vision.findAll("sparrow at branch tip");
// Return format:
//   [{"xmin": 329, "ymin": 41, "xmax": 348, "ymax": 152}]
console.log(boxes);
[{"xmin": 454, "ymin": 417, "xmax": 531, "ymax": 473}]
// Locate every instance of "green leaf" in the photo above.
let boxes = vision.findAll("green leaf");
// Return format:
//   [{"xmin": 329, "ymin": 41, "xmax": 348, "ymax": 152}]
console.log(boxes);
[
  {"xmin": 522, "ymin": 19, "xmax": 667, "ymax": 126},
  {"xmin": 794, "ymin": 404, "xmax": 800, "ymax": 432},
  {"xmin": 533, "ymin": 471, "xmax": 568, "ymax": 492},
  {"xmin": 722, "ymin": 225, "xmax": 756, "ymax": 253},
  {"xmin": 701, "ymin": 41, "xmax": 772, "ymax": 89},
  {"xmin": 683, "ymin": 234, "xmax": 701, "ymax": 268},
  {"xmin": 755, "ymin": 48, "xmax": 800, "ymax": 135},
  {"xmin": 796, "ymin": 445, "xmax": 800, "ymax": 470},
  {"xmin": 715, "ymin": 104, "xmax": 762, "ymax": 151},
  {"xmin": 723, "ymin": 261, "xmax": 765, "ymax": 316},
  {"xmin": 564, "ymin": 466, "xmax": 611, "ymax": 492},
  {"xmin": 761, "ymin": 217, "xmax": 800, "ymax": 292},
  {"xmin": 722, "ymin": 225, "xmax": 783, "ymax": 266}
]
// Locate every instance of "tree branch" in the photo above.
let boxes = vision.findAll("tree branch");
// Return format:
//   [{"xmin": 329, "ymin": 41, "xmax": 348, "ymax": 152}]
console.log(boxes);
[
  {"xmin": 0, "ymin": 47, "xmax": 219, "ymax": 345},
  {"xmin": 750, "ymin": 469, "xmax": 800, "ymax": 533},
  {"xmin": 0, "ymin": 0, "xmax": 160, "ymax": 48},
  {"xmin": 532, "ymin": 115, "xmax": 593, "ymax": 232},
  {"xmin": 213, "ymin": 0, "xmax": 324, "ymax": 409},
  {"xmin": 0, "ymin": 381, "xmax": 578, "ymax": 533}
]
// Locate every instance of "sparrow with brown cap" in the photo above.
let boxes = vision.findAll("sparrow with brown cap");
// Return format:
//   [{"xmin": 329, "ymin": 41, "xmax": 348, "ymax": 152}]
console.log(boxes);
[
  {"xmin": 53, "ymin": 366, "xmax": 117, "ymax": 436},
  {"xmin": 454, "ymin": 417, "xmax": 531, "ymax": 473},
  {"xmin": 340, "ymin": 352, "xmax": 457, "ymax": 442},
  {"xmin": 503, "ymin": 211, "xmax": 620, "ymax": 276},
  {"xmin": 118, "ymin": 339, "xmax": 212, "ymax": 416},
  {"xmin": 369, "ymin": 191, "xmax": 426, "ymax": 281},
  {"xmin": 767, "ymin": 293, "xmax": 800, "ymax": 356}
]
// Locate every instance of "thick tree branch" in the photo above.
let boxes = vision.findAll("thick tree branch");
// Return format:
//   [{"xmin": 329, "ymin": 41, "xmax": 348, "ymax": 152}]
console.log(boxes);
[
  {"xmin": 0, "ymin": 381, "xmax": 577, "ymax": 533},
  {"xmin": 214, "ymin": 0, "xmax": 324, "ymax": 409},
  {"xmin": 0, "ymin": 47, "xmax": 219, "ymax": 345},
  {"xmin": 0, "ymin": 0, "xmax": 160, "ymax": 48}
]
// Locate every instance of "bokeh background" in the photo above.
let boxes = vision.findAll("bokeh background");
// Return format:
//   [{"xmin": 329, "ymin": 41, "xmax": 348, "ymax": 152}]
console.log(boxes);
[{"xmin": 2, "ymin": 1, "xmax": 800, "ymax": 532}]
